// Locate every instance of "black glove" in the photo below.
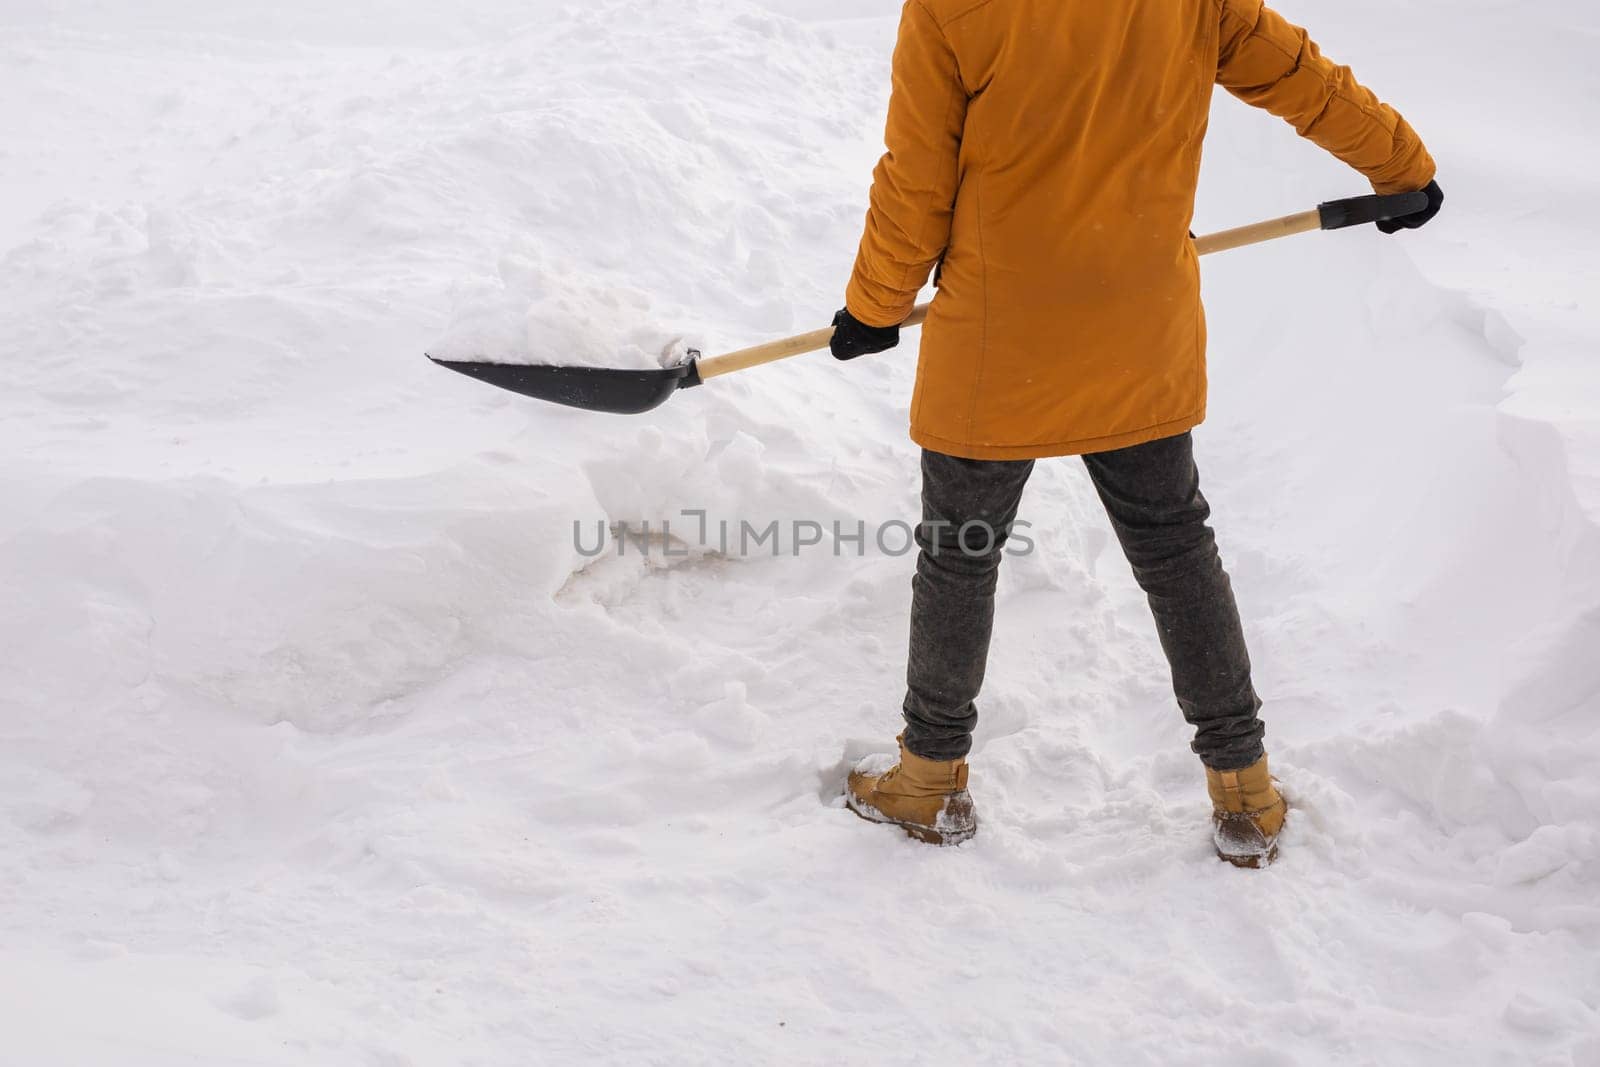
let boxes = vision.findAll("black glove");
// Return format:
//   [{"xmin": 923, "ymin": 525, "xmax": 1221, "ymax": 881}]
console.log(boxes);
[
  {"xmin": 1377, "ymin": 179, "xmax": 1444, "ymax": 234},
  {"xmin": 830, "ymin": 308, "xmax": 900, "ymax": 362}
]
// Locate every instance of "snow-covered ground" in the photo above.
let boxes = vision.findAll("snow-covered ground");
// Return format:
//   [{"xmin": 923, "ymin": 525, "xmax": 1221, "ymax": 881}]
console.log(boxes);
[{"xmin": 2, "ymin": 0, "xmax": 1597, "ymax": 1062}]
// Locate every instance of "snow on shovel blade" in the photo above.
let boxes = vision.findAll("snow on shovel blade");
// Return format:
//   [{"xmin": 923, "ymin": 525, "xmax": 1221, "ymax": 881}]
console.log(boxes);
[{"xmin": 427, "ymin": 356, "xmax": 703, "ymax": 415}]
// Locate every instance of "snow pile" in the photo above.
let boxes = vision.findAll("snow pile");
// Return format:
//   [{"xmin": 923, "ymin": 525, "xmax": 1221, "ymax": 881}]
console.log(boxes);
[
  {"xmin": 2, "ymin": 0, "xmax": 1598, "ymax": 1063},
  {"xmin": 429, "ymin": 252, "xmax": 694, "ymax": 369}
]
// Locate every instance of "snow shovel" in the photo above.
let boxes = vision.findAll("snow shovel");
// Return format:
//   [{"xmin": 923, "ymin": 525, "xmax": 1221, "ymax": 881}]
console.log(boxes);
[{"xmin": 429, "ymin": 190, "xmax": 1427, "ymax": 415}]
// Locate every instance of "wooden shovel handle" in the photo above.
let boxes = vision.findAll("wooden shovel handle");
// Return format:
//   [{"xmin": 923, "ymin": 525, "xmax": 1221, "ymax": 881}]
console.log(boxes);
[
  {"xmin": 1192, "ymin": 209, "xmax": 1322, "ymax": 256},
  {"xmin": 694, "ymin": 207, "xmax": 1319, "ymax": 382},
  {"xmin": 697, "ymin": 306, "xmax": 932, "ymax": 382}
]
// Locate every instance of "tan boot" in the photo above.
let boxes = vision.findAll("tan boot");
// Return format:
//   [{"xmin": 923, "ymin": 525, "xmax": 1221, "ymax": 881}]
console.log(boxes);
[
  {"xmin": 846, "ymin": 737, "xmax": 977, "ymax": 847},
  {"xmin": 1206, "ymin": 755, "xmax": 1287, "ymax": 869}
]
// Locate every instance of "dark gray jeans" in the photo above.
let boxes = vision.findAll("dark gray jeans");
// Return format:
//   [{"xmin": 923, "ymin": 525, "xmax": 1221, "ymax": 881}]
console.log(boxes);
[{"xmin": 903, "ymin": 432, "xmax": 1266, "ymax": 771}]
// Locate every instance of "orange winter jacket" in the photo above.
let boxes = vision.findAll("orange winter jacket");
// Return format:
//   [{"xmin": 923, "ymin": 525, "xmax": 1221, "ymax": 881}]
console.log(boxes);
[{"xmin": 846, "ymin": 0, "xmax": 1436, "ymax": 460}]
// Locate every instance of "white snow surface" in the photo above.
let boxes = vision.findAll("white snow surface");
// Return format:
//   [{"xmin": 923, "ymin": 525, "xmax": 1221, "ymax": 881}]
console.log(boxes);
[{"xmin": 3, "ymin": 0, "xmax": 1598, "ymax": 1063}]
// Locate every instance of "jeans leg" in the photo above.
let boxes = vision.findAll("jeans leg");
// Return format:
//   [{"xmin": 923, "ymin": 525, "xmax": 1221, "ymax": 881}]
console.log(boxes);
[
  {"xmin": 1081, "ymin": 433, "xmax": 1265, "ymax": 771},
  {"xmin": 902, "ymin": 450, "xmax": 1035, "ymax": 761}
]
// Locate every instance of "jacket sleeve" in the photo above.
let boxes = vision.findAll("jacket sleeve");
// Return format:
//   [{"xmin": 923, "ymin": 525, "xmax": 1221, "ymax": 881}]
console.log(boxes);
[
  {"xmin": 845, "ymin": 0, "xmax": 969, "ymax": 328},
  {"xmin": 1216, "ymin": 0, "xmax": 1436, "ymax": 195}
]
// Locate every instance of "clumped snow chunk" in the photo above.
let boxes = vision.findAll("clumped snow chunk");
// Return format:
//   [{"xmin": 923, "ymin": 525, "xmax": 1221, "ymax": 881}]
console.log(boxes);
[
  {"xmin": 430, "ymin": 253, "xmax": 693, "ymax": 369},
  {"xmin": 852, "ymin": 752, "xmax": 899, "ymax": 777}
]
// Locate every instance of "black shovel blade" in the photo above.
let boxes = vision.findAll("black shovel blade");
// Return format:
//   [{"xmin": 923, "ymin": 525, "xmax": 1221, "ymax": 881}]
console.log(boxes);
[{"xmin": 428, "ymin": 356, "xmax": 702, "ymax": 414}]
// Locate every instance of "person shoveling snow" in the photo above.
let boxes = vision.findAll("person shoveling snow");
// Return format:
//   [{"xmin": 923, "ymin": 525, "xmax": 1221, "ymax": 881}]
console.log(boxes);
[
  {"xmin": 832, "ymin": 0, "xmax": 1442, "ymax": 865},
  {"xmin": 425, "ymin": 0, "xmax": 1443, "ymax": 869}
]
